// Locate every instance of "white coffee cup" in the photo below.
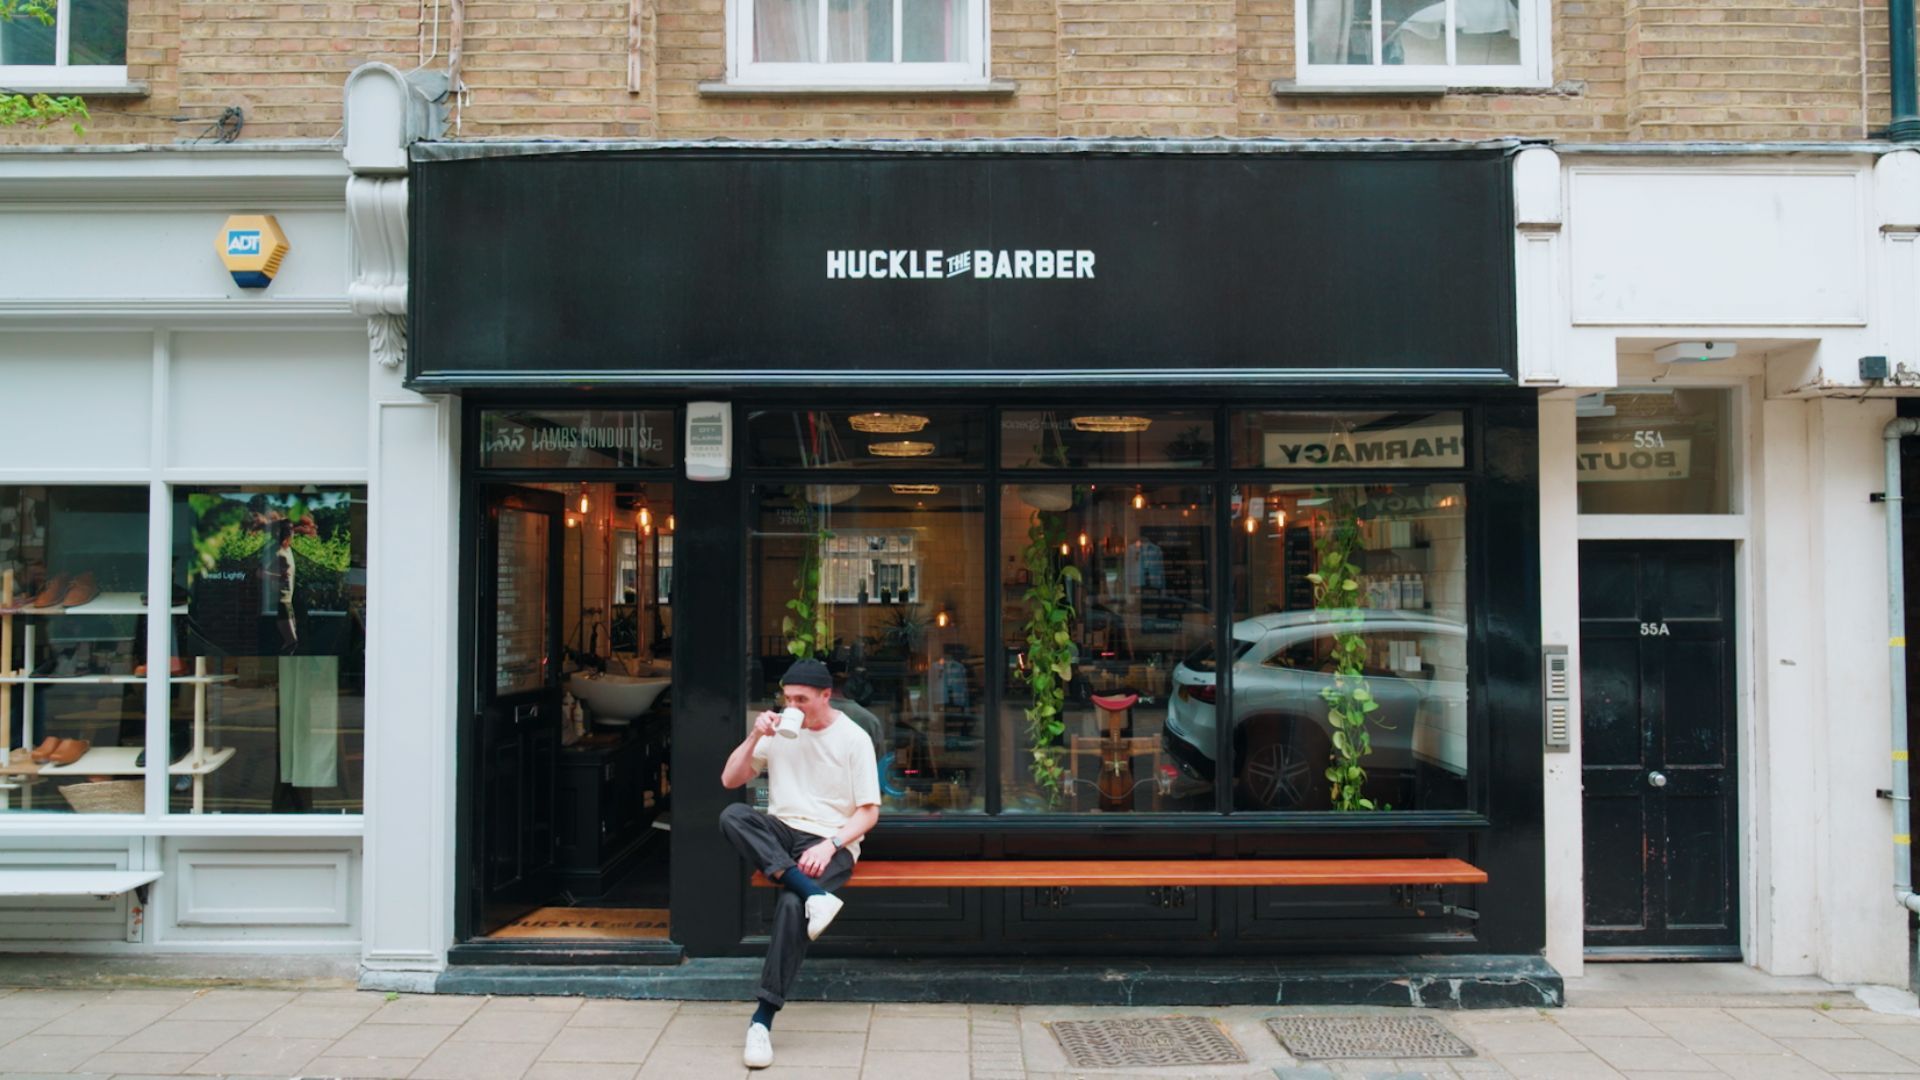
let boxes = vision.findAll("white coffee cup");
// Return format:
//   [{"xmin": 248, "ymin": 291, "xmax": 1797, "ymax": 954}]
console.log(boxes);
[{"xmin": 776, "ymin": 706, "xmax": 805, "ymax": 739}]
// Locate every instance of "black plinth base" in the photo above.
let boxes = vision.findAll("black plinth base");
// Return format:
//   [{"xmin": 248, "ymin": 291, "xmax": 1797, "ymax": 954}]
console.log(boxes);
[{"xmin": 433, "ymin": 954, "xmax": 1562, "ymax": 1009}]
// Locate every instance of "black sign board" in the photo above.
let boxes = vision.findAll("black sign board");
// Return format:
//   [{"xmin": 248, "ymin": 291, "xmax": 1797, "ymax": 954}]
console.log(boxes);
[{"xmin": 409, "ymin": 148, "xmax": 1516, "ymax": 386}]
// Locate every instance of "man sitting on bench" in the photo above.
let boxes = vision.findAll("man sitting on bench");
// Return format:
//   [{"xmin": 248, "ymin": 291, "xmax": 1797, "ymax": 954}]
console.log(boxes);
[{"xmin": 719, "ymin": 658, "xmax": 881, "ymax": 1070}]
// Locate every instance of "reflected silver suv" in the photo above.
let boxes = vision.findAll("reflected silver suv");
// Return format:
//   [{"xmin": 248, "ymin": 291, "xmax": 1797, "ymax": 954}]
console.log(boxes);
[{"xmin": 1163, "ymin": 610, "xmax": 1467, "ymax": 809}]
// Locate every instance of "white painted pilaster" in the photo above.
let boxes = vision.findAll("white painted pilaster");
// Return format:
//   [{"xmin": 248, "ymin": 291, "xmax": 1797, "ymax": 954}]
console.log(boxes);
[
  {"xmin": 1514, "ymin": 148, "xmax": 1565, "ymax": 388},
  {"xmin": 1538, "ymin": 395, "xmax": 1584, "ymax": 977}
]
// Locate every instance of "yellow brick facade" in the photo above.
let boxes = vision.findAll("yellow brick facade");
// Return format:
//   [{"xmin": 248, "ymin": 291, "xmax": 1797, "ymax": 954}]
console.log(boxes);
[{"xmin": 0, "ymin": 0, "xmax": 1899, "ymax": 144}]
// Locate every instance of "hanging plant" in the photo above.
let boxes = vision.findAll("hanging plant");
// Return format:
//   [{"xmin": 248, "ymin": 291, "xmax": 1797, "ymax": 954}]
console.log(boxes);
[
  {"xmin": 1305, "ymin": 496, "xmax": 1386, "ymax": 811},
  {"xmin": 1014, "ymin": 416, "xmax": 1078, "ymax": 804},
  {"xmin": 780, "ymin": 486, "xmax": 834, "ymax": 660}
]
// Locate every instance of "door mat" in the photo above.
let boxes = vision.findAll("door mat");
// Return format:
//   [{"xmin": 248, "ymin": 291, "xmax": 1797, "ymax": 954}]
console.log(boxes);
[
  {"xmin": 488, "ymin": 907, "xmax": 670, "ymax": 941},
  {"xmin": 1049, "ymin": 1017, "xmax": 1246, "ymax": 1068},
  {"xmin": 1267, "ymin": 1015, "xmax": 1475, "ymax": 1060}
]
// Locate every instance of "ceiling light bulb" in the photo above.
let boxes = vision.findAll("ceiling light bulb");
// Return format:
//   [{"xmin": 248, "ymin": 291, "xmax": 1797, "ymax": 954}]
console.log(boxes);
[
  {"xmin": 579, "ymin": 494, "xmax": 590, "ymax": 514},
  {"xmin": 667, "ymin": 514, "xmax": 676, "ymax": 532},
  {"xmin": 1078, "ymin": 531, "xmax": 1090, "ymax": 548},
  {"xmin": 1131, "ymin": 491, "xmax": 1146, "ymax": 510},
  {"xmin": 1060, "ymin": 542, "xmax": 1071, "ymax": 556},
  {"xmin": 638, "ymin": 507, "xmax": 652, "ymax": 529},
  {"xmin": 1245, "ymin": 514, "xmax": 1259, "ymax": 534}
]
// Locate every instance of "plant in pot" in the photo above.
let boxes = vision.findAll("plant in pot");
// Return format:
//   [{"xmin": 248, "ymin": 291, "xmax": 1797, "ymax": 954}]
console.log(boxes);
[{"xmin": 780, "ymin": 486, "xmax": 834, "ymax": 661}]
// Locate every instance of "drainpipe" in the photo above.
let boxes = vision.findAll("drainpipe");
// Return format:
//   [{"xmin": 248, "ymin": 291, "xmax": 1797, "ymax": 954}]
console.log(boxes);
[
  {"xmin": 1884, "ymin": 417, "xmax": 1920, "ymax": 913},
  {"xmin": 1896, "ymin": 0, "xmax": 1919, "ymax": 141}
]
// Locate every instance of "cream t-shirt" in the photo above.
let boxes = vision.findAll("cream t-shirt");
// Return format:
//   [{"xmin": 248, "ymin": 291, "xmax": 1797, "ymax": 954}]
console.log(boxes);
[{"xmin": 750, "ymin": 710, "xmax": 882, "ymax": 860}]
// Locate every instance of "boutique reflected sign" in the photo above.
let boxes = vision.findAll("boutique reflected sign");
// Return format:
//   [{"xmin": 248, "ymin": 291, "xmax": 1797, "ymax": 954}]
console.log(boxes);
[{"xmin": 479, "ymin": 410, "xmax": 675, "ymax": 470}]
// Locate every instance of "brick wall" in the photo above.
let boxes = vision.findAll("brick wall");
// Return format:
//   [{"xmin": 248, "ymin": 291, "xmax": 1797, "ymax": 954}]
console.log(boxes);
[{"xmin": 0, "ymin": 0, "xmax": 1905, "ymax": 145}]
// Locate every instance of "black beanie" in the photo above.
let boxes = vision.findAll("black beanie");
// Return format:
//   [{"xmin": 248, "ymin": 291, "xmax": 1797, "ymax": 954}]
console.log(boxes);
[{"xmin": 781, "ymin": 659, "xmax": 833, "ymax": 689}]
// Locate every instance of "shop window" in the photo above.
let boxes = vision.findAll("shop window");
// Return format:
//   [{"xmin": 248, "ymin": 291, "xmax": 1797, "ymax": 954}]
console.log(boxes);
[
  {"xmin": 0, "ymin": 0, "xmax": 128, "ymax": 86},
  {"xmin": 1296, "ymin": 0, "xmax": 1546, "ymax": 88},
  {"xmin": 169, "ymin": 487, "xmax": 367, "ymax": 814},
  {"xmin": 1575, "ymin": 389, "xmax": 1733, "ymax": 515},
  {"xmin": 1001, "ymin": 410, "xmax": 1216, "ymax": 470},
  {"xmin": 999, "ymin": 483, "xmax": 1218, "ymax": 813},
  {"xmin": 1232, "ymin": 410, "xmax": 1466, "ymax": 470},
  {"xmin": 750, "ymin": 484, "xmax": 986, "ymax": 814},
  {"xmin": 747, "ymin": 409, "xmax": 987, "ymax": 470},
  {"xmin": 0, "ymin": 485, "xmax": 149, "ymax": 814},
  {"xmin": 729, "ymin": 0, "xmax": 989, "ymax": 87},
  {"xmin": 1226, "ymin": 483, "xmax": 1469, "ymax": 811}
]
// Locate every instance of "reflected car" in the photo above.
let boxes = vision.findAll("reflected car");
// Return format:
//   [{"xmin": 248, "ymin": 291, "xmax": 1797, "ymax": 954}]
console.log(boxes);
[{"xmin": 1163, "ymin": 611, "xmax": 1467, "ymax": 809}]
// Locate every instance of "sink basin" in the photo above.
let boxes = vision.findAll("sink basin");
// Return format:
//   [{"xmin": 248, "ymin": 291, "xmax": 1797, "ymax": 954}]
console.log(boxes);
[{"xmin": 568, "ymin": 673, "xmax": 671, "ymax": 722}]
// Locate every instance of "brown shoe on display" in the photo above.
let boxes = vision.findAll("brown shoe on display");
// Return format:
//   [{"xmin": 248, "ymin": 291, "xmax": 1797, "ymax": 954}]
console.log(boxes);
[
  {"xmin": 48, "ymin": 738, "xmax": 89, "ymax": 767},
  {"xmin": 29, "ymin": 575, "xmax": 67, "ymax": 610},
  {"xmin": 61, "ymin": 572, "xmax": 98, "ymax": 608},
  {"xmin": 29, "ymin": 736, "xmax": 59, "ymax": 764}
]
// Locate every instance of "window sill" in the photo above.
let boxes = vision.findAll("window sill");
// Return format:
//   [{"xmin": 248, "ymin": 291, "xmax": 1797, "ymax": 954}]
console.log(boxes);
[
  {"xmin": 0, "ymin": 80, "xmax": 150, "ymax": 98},
  {"xmin": 1271, "ymin": 80, "xmax": 1450, "ymax": 97},
  {"xmin": 699, "ymin": 78, "xmax": 1017, "ymax": 97}
]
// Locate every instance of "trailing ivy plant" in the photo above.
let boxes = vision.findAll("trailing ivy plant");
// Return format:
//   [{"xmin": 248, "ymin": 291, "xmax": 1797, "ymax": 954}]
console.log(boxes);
[
  {"xmin": 1018, "ymin": 507, "xmax": 1078, "ymax": 804},
  {"xmin": 780, "ymin": 487, "xmax": 834, "ymax": 660},
  {"xmin": 1305, "ymin": 497, "xmax": 1386, "ymax": 811}
]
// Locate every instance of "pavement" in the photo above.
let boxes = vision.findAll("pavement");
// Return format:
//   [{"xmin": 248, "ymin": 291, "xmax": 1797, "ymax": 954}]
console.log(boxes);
[{"xmin": 1, "ymin": 964, "xmax": 1918, "ymax": 1079}]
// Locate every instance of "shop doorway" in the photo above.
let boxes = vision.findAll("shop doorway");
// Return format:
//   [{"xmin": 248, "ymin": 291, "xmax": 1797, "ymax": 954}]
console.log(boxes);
[
  {"xmin": 1579, "ymin": 541, "xmax": 1739, "ymax": 958},
  {"xmin": 470, "ymin": 480, "xmax": 677, "ymax": 943}
]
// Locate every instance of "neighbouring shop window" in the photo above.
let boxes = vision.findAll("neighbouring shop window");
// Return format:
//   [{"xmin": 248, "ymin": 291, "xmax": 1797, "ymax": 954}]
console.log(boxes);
[
  {"xmin": 750, "ymin": 484, "xmax": 986, "ymax": 814},
  {"xmin": 1000, "ymin": 410, "xmax": 1216, "ymax": 470},
  {"xmin": 747, "ymin": 408, "xmax": 987, "ymax": 470},
  {"xmin": 1227, "ymin": 483, "xmax": 1469, "ymax": 811},
  {"xmin": 1000, "ymin": 483, "xmax": 1218, "ymax": 813},
  {"xmin": 170, "ymin": 487, "xmax": 367, "ymax": 814},
  {"xmin": 1575, "ymin": 388, "xmax": 1733, "ymax": 515},
  {"xmin": 0, "ymin": 485, "xmax": 148, "ymax": 814},
  {"xmin": 734, "ymin": 0, "xmax": 988, "ymax": 87},
  {"xmin": 1232, "ymin": 410, "xmax": 1466, "ymax": 470},
  {"xmin": 478, "ymin": 409, "xmax": 676, "ymax": 471}
]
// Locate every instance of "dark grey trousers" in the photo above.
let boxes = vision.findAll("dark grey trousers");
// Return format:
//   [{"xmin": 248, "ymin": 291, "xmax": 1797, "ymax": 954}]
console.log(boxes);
[{"xmin": 718, "ymin": 801, "xmax": 855, "ymax": 1007}]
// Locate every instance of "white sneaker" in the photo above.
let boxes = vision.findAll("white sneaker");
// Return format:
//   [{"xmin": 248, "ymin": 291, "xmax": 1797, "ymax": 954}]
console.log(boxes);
[
  {"xmin": 744, "ymin": 1021, "xmax": 773, "ymax": 1068},
  {"xmin": 805, "ymin": 893, "xmax": 845, "ymax": 940}
]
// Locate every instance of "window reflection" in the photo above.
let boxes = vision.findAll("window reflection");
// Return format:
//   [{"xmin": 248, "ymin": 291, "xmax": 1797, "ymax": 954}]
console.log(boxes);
[
  {"xmin": 1219, "ymin": 483, "xmax": 1468, "ymax": 811},
  {"xmin": 999, "ymin": 484, "xmax": 1217, "ymax": 812},
  {"xmin": 1001, "ymin": 411, "xmax": 1215, "ymax": 470},
  {"xmin": 750, "ymin": 484, "xmax": 985, "ymax": 814}
]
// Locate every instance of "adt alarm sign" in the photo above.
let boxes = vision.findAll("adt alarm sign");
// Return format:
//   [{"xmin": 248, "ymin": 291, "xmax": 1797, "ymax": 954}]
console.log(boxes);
[
  {"xmin": 216, "ymin": 214, "xmax": 290, "ymax": 289},
  {"xmin": 226, "ymin": 231, "xmax": 262, "ymax": 255}
]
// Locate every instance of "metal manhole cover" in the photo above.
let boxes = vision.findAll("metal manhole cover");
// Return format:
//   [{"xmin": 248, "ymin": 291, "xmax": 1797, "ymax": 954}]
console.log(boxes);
[
  {"xmin": 1267, "ymin": 1015, "xmax": 1475, "ymax": 1060},
  {"xmin": 1050, "ymin": 1017, "xmax": 1247, "ymax": 1068}
]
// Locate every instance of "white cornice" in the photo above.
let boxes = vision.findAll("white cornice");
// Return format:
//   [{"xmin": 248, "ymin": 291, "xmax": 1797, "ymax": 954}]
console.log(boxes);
[
  {"xmin": 0, "ymin": 297, "xmax": 357, "ymax": 327},
  {"xmin": 0, "ymin": 147, "xmax": 349, "ymax": 204}
]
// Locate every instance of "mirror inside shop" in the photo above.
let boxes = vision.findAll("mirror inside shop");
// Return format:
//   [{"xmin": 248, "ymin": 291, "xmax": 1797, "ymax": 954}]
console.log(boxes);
[
  {"xmin": 484, "ymin": 480, "xmax": 676, "ymax": 942},
  {"xmin": 0, "ymin": 484, "xmax": 368, "ymax": 816}
]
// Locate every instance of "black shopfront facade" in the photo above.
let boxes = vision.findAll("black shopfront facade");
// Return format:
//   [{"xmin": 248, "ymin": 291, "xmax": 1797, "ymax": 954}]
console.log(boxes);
[{"xmin": 413, "ymin": 142, "xmax": 1554, "ymax": 1002}]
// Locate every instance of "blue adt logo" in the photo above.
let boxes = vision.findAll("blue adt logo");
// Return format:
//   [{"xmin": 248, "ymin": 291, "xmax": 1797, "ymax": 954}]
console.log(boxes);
[{"xmin": 226, "ymin": 230, "xmax": 262, "ymax": 256}]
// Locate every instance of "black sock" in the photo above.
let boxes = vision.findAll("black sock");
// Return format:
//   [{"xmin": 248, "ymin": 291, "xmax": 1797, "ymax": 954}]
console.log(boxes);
[
  {"xmin": 776, "ymin": 866, "xmax": 826, "ymax": 901},
  {"xmin": 752, "ymin": 1001, "xmax": 778, "ymax": 1029}
]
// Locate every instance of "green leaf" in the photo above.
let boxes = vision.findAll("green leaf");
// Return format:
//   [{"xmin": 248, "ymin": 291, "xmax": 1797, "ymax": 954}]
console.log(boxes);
[{"xmin": 1060, "ymin": 565, "xmax": 1082, "ymax": 582}]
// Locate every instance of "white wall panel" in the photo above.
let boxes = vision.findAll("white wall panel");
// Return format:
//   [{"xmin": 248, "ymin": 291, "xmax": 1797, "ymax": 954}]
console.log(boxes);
[
  {"xmin": 0, "ymin": 332, "xmax": 152, "ymax": 470},
  {"xmin": 174, "ymin": 849, "xmax": 352, "ymax": 926},
  {"xmin": 168, "ymin": 331, "xmax": 368, "ymax": 471},
  {"xmin": 1569, "ymin": 170, "xmax": 1868, "ymax": 327},
  {"xmin": 0, "ymin": 207, "xmax": 349, "ymax": 304}
]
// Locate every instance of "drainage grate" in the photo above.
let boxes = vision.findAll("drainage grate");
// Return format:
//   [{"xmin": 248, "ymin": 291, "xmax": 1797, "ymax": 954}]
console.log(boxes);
[
  {"xmin": 1050, "ymin": 1017, "xmax": 1248, "ymax": 1068},
  {"xmin": 1267, "ymin": 1015, "xmax": 1476, "ymax": 1060}
]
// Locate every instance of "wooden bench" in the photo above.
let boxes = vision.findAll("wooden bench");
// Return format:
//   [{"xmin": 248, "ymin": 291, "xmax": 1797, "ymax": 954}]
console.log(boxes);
[{"xmin": 752, "ymin": 858, "xmax": 1485, "ymax": 889}]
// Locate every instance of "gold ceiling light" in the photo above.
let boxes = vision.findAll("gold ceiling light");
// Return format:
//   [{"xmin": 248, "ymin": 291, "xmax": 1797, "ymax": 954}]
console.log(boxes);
[
  {"xmin": 868, "ymin": 440, "xmax": 935, "ymax": 458},
  {"xmin": 849, "ymin": 412, "xmax": 931, "ymax": 434},
  {"xmin": 890, "ymin": 484, "xmax": 942, "ymax": 495},
  {"xmin": 1070, "ymin": 415, "xmax": 1153, "ymax": 433}
]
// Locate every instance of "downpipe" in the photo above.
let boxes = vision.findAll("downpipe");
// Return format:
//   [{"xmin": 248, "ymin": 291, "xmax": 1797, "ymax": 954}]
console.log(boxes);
[
  {"xmin": 1895, "ymin": 0, "xmax": 1919, "ymax": 141},
  {"xmin": 1883, "ymin": 418, "xmax": 1920, "ymax": 914}
]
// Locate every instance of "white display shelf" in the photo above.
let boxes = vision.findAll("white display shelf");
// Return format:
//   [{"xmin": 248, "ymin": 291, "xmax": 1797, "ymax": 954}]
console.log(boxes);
[
  {"xmin": 0, "ymin": 592, "xmax": 184, "ymax": 618},
  {"xmin": 0, "ymin": 674, "xmax": 236, "ymax": 685},
  {"xmin": 36, "ymin": 746, "xmax": 235, "ymax": 778}
]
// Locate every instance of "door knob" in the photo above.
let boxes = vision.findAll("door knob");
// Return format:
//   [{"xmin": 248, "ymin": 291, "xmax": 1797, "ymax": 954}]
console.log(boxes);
[{"xmin": 1648, "ymin": 771, "xmax": 1668, "ymax": 788}]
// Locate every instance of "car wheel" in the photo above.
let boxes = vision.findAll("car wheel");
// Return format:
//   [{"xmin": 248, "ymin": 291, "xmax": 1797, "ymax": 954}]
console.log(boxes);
[{"xmin": 1237, "ymin": 717, "xmax": 1329, "ymax": 810}]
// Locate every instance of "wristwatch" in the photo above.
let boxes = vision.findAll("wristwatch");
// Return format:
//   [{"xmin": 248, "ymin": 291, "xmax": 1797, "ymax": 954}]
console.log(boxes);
[{"xmin": 828, "ymin": 836, "xmax": 845, "ymax": 850}]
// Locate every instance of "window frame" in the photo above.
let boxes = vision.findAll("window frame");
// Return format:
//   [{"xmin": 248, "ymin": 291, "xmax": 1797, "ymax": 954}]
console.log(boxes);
[
  {"xmin": 725, "ymin": 0, "xmax": 992, "ymax": 88},
  {"xmin": 0, "ymin": 0, "xmax": 129, "ymax": 88},
  {"xmin": 1290, "ymin": 0, "xmax": 1550, "ymax": 90}
]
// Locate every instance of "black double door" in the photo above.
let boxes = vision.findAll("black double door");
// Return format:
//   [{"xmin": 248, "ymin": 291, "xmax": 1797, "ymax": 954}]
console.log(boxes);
[
  {"xmin": 1579, "ymin": 541, "xmax": 1739, "ymax": 957},
  {"xmin": 473, "ymin": 485, "xmax": 566, "ymax": 936}
]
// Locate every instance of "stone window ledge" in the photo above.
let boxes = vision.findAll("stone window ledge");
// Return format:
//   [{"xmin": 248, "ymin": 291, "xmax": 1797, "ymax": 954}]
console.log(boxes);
[
  {"xmin": 1, "ymin": 80, "xmax": 150, "ymax": 98},
  {"xmin": 699, "ymin": 79, "xmax": 1017, "ymax": 97}
]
